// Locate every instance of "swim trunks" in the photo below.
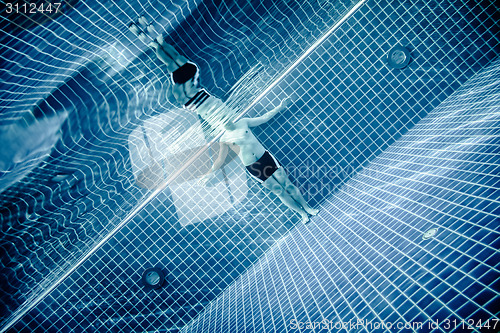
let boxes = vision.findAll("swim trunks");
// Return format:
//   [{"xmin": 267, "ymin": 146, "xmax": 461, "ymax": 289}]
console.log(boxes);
[
  {"xmin": 184, "ymin": 89, "xmax": 210, "ymax": 112},
  {"xmin": 246, "ymin": 151, "xmax": 280, "ymax": 183},
  {"xmin": 171, "ymin": 62, "xmax": 198, "ymax": 84}
]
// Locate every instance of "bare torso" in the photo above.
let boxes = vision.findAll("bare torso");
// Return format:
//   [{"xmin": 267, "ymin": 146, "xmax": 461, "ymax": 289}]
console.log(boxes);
[{"xmin": 220, "ymin": 120, "xmax": 266, "ymax": 166}]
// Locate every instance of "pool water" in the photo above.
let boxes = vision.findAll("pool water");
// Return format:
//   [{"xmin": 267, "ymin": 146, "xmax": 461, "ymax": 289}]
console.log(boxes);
[{"xmin": 0, "ymin": 0, "xmax": 498, "ymax": 332}]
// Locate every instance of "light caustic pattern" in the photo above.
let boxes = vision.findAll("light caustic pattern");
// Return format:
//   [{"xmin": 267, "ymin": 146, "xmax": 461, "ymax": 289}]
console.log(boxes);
[
  {"xmin": 182, "ymin": 57, "xmax": 500, "ymax": 333},
  {"xmin": 2, "ymin": 0, "xmax": 499, "ymax": 332},
  {"xmin": 0, "ymin": 0, "xmax": 356, "ymax": 330}
]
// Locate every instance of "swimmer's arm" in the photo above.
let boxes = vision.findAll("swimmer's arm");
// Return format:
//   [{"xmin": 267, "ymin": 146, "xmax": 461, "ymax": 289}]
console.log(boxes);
[
  {"xmin": 199, "ymin": 142, "xmax": 228, "ymax": 186},
  {"xmin": 245, "ymin": 97, "xmax": 290, "ymax": 127},
  {"xmin": 208, "ymin": 142, "xmax": 229, "ymax": 173}
]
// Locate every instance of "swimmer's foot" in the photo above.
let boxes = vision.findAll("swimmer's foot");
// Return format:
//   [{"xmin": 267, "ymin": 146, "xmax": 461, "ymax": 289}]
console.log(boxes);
[
  {"xmin": 306, "ymin": 207, "xmax": 319, "ymax": 216},
  {"xmin": 128, "ymin": 22, "xmax": 140, "ymax": 37},
  {"xmin": 129, "ymin": 16, "xmax": 158, "ymax": 44},
  {"xmin": 156, "ymin": 34, "xmax": 165, "ymax": 45},
  {"xmin": 147, "ymin": 24, "xmax": 158, "ymax": 37},
  {"xmin": 138, "ymin": 16, "xmax": 158, "ymax": 38},
  {"xmin": 301, "ymin": 213, "xmax": 310, "ymax": 224},
  {"xmin": 138, "ymin": 32, "xmax": 150, "ymax": 44},
  {"xmin": 138, "ymin": 16, "xmax": 148, "ymax": 28},
  {"xmin": 129, "ymin": 21, "xmax": 150, "ymax": 44},
  {"xmin": 148, "ymin": 39, "xmax": 159, "ymax": 50}
]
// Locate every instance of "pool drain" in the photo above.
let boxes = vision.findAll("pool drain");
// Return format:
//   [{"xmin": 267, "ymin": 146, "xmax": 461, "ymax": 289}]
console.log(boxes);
[
  {"xmin": 387, "ymin": 45, "xmax": 411, "ymax": 69},
  {"xmin": 141, "ymin": 267, "xmax": 165, "ymax": 289}
]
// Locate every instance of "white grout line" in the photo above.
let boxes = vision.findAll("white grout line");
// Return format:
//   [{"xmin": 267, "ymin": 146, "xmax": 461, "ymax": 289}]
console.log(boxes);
[{"xmin": 0, "ymin": 2, "xmax": 366, "ymax": 332}]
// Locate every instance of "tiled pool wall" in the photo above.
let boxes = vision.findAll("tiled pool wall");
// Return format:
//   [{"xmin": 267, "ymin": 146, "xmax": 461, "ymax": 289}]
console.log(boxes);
[
  {"xmin": 181, "ymin": 55, "xmax": 500, "ymax": 333},
  {"xmin": 3, "ymin": 0, "xmax": 499, "ymax": 332},
  {"xmin": 1, "ymin": 0, "xmax": 356, "ymax": 330}
]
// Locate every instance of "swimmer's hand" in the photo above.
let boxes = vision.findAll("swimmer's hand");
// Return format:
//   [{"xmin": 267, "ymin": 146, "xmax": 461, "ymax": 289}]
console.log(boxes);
[
  {"xmin": 279, "ymin": 97, "xmax": 291, "ymax": 109},
  {"xmin": 268, "ymin": 98, "xmax": 291, "ymax": 118}
]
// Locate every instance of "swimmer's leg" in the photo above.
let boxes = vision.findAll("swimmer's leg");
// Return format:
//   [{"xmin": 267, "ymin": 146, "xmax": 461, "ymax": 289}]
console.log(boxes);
[
  {"xmin": 261, "ymin": 175, "xmax": 310, "ymax": 224},
  {"xmin": 151, "ymin": 35, "xmax": 188, "ymax": 73},
  {"xmin": 129, "ymin": 17, "xmax": 187, "ymax": 72},
  {"xmin": 272, "ymin": 168, "xmax": 319, "ymax": 216}
]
